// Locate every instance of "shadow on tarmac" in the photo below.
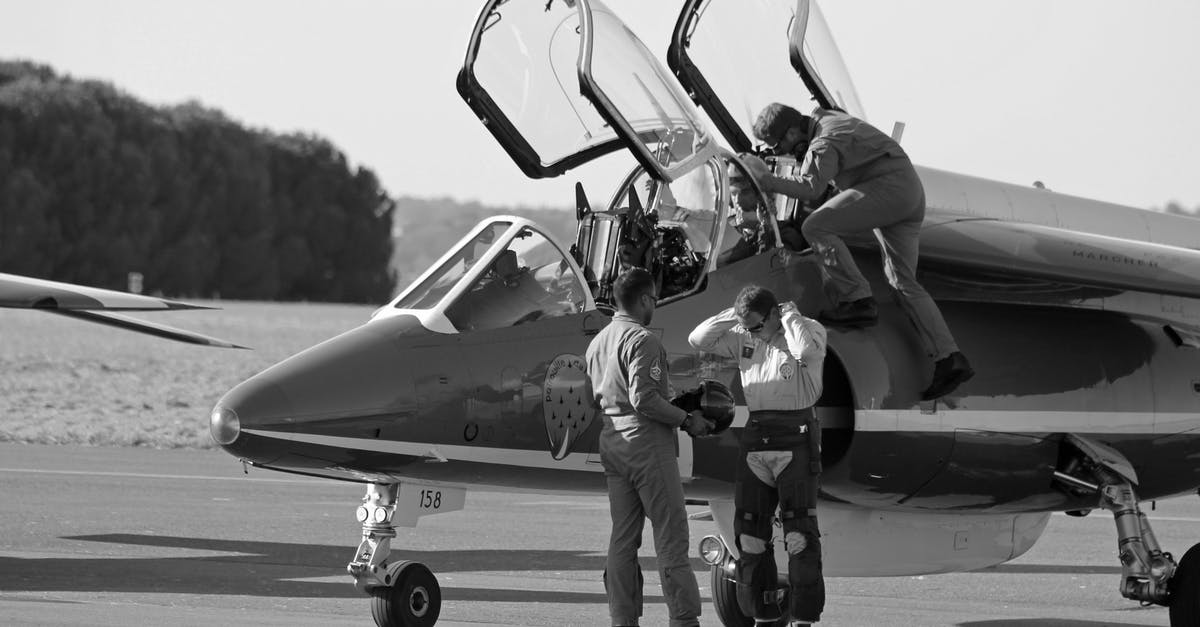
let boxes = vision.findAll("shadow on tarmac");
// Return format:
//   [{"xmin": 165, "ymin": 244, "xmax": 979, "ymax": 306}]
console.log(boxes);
[
  {"xmin": 976, "ymin": 563, "xmax": 1123, "ymax": 575},
  {"xmin": 955, "ymin": 614, "xmax": 1152, "ymax": 619},
  {"xmin": 0, "ymin": 533, "xmax": 705, "ymax": 603}
]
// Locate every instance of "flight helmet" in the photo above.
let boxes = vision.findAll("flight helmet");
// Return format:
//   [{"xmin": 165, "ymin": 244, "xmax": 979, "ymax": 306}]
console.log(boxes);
[{"xmin": 672, "ymin": 379, "xmax": 737, "ymax": 434}]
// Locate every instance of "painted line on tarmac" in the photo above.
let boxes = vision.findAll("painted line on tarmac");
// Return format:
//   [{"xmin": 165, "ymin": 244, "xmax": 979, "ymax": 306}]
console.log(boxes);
[{"xmin": 0, "ymin": 467, "xmax": 326, "ymax": 484}]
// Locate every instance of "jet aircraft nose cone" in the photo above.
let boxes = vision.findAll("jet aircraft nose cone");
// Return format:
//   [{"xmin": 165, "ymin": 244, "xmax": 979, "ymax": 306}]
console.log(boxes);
[
  {"xmin": 209, "ymin": 405, "xmax": 240, "ymax": 445},
  {"xmin": 210, "ymin": 313, "xmax": 432, "ymax": 465}
]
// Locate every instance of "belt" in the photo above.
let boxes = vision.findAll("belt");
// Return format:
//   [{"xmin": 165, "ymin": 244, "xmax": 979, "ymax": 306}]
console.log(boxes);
[
  {"xmin": 606, "ymin": 413, "xmax": 642, "ymax": 430},
  {"xmin": 748, "ymin": 408, "xmax": 814, "ymax": 423}
]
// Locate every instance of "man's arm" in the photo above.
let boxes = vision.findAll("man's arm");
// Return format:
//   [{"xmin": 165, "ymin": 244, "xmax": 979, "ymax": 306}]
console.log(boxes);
[
  {"xmin": 626, "ymin": 334, "xmax": 689, "ymax": 427},
  {"xmin": 760, "ymin": 142, "xmax": 839, "ymax": 202},
  {"xmin": 687, "ymin": 307, "xmax": 742, "ymax": 358},
  {"xmin": 778, "ymin": 302, "xmax": 827, "ymax": 366}
]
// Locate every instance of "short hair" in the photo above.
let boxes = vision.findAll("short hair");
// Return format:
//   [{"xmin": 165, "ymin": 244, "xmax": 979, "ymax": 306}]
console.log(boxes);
[
  {"xmin": 734, "ymin": 284, "xmax": 778, "ymax": 320},
  {"xmin": 752, "ymin": 103, "xmax": 808, "ymax": 145},
  {"xmin": 613, "ymin": 267, "xmax": 656, "ymax": 311}
]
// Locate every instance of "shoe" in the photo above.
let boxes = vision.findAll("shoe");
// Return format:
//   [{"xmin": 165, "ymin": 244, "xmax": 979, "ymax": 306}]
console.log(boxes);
[
  {"xmin": 922, "ymin": 351, "xmax": 975, "ymax": 400},
  {"xmin": 818, "ymin": 296, "xmax": 878, "ymax": 326}
]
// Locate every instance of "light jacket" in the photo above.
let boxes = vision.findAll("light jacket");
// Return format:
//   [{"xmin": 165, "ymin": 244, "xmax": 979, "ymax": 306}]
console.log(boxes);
[{"xmin": 688, "ymin": 302, "xmax": 826, "ymax": 411}]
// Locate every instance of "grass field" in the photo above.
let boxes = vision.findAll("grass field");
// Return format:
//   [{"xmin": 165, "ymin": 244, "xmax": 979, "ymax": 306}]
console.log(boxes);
[{"xmin": 0, "ymin": 301, "xmax": 376, "ymax": 449}]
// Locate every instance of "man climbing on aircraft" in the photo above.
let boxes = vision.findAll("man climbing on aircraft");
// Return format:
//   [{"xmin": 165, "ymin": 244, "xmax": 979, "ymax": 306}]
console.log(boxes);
[
  {"xmin": 689, "ymin": 285, "xmax": 827, "ymax": 626},
  {"xmin": 585, "ymin": 267, "xmax": 714, "ymax": 627},
  {"xmin": 746, "ymin": 102, "xmax": 973, "ymax": 400}
]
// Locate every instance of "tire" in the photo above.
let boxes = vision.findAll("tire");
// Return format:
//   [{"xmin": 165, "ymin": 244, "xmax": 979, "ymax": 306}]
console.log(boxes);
[
  {"xmin": 370, "ymin": 562, "xmax": 442, "ymax": 627},
  {"xmin": 710, "ymin": 558, "xmax": 789, "ymax": 627},
  {"xmin": 1170, "ymin": 542, "xmax": 1200, "ymax": 627},
  {"xmin": 711, "ymin": 559, "xmax": 752, "ymax": 627}
]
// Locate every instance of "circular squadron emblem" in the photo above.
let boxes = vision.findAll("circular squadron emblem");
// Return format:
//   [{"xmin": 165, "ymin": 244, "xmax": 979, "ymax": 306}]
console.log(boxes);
[
  {"xmin": 779, "ymin": 361, "xmax": 795, "ymax": 381},
  {"xmin": 543, "ymin": 354, "xmax": 597, "ymax": 460}
]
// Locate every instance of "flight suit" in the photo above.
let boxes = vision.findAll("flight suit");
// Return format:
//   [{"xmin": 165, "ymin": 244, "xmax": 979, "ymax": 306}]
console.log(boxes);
[
  {"xmin": 688, "ymin": 303, "xmax": 827, "ymax": 623},
  {"xmin": 780, "ymin": 108, "xmax": 958, "ymax": 360},
  {"xmin": 585, "ymin": 312, "xmax": 703, "ymax": 627}
]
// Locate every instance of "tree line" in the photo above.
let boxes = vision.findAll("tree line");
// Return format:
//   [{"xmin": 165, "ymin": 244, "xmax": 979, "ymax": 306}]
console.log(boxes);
[{"xmin": 0, "ymin": 61, "xmax": 395, "ymax": 303}]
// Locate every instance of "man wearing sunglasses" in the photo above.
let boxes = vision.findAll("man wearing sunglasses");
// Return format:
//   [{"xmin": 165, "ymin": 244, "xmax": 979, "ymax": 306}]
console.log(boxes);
[
  {"xmin": 688, "ymin": 285, "xmax": 827, "ymax": 626},
  {"xmin": 586, "ymin": 267, "xmax": 714, "ymax": 627},
  {"xmin": 746, "ymin": 102, "xmax": 973, "ymax": 401}
]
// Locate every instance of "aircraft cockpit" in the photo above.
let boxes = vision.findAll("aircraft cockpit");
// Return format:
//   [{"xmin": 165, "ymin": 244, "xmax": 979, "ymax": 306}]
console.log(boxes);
[
  {"xmin": 575, "ymin": 153, "xmax": 786, "ymax": 307},
  {"xmin": 381, "ymin": 148, "xmax": 785, "ymax": 334},
  {"xmin": 385, "ymin": 219, "xmax": 592, "ymax": 334}
]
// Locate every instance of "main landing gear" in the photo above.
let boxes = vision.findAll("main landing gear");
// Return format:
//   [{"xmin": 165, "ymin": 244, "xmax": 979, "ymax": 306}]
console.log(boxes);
[
  {"xmin": 347, "ymin": 483, "xmax": 442, "ymax": 627},
  {"xmin": 1055, "ymin": 435, "xmax": 1200, "ymax": 626},
  {"xmin": 701, "ymin": 535, "xmax": 789, "ymax": 627}
]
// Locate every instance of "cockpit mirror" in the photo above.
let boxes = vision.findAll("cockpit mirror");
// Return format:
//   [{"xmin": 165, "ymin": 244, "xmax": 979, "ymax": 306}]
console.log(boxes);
[{"xmin": 575, "ymin": 182, "xmax": 592, "ymax": 222}]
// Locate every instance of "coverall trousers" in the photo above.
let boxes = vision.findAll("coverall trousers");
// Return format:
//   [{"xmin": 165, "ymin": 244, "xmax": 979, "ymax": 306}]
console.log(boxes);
[
  {"xmin": 734, "ymin": 432, "xmax": 825, "ymax": 623},
  {"xmin": 800, "ymin": 160, "xmax": 959, "ymax": 359},
  {"xmin": 599, "ymin": 420, "xmax": 702, "ymax": 627}
]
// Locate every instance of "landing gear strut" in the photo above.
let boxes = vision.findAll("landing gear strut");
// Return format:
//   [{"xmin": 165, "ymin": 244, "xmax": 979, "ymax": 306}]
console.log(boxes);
[
  {"xmin": 347, "ymin": 483, "xmax": 442, "ymax": 627},
  {"xmin": 1055, "ymin": 435, "xmax": 1196, "ymax": 626}
]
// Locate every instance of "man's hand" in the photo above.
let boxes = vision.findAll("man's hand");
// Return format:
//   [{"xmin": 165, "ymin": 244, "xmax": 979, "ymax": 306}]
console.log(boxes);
[{"xmin": 684, "ymin": 410, "xmax": 715, "ymax": 437}]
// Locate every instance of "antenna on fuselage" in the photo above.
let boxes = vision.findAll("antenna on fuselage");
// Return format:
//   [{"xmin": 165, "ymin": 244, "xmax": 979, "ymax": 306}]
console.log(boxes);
[{"xmin": 891, "ymin": 121, "xmax": 906, "ymax": 143}]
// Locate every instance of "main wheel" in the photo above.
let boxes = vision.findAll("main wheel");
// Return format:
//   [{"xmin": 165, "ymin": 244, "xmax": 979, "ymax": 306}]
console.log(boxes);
[
  {"xmin": 710, "ymin": 558, "xmax": 789, "ymax": 627},
  {"xmin": 1170, "ymin": 542, "xmax": 1200, "ymax": 626},
  {"xmin": 370, "ymin": 561, "xmax": 442, "ymax": 627},
  {"xmin": 711, "ymin": 558, "xmax": 751, "ymax": 627}
]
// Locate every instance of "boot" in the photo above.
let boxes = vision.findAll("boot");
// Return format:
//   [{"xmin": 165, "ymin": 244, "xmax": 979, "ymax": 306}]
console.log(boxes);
[
  {"xmin": 818, "ymin": 296, "xmax": 877, "ymax": 326},
  {"xmin": 922, "ymin": 351, "xmax": 975, "ymax": 400}
]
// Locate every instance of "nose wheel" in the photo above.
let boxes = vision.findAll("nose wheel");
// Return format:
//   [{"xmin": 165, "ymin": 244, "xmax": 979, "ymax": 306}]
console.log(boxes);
[
  {"xmin": 348, "ymin": 483, "xmax": 444, "ymax": 627},
  {"xmin": 370, "ymin": 561, "xmax": 442, "ymax": 627}
]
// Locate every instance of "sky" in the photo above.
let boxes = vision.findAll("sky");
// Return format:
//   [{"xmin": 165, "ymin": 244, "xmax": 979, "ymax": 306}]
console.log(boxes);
[{"xmin": 2, "ymin": 0, "xmax": 1198, "ymax": 212}]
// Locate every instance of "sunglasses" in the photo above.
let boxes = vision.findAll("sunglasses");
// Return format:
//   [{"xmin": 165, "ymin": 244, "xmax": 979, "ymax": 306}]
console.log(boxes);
[{"xmin": 743, "ymin": 310, "xmax": 771, "ymax": 333}]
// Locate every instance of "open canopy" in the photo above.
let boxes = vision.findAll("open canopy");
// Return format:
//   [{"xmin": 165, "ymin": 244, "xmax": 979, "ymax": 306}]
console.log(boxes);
[
  {"xmin": 459, "ymin": 0, "xmax": 717, "ymax": 182},
  {"xmin": 669, "ymin": 0, "xmax": 865, "ymax": 152}
]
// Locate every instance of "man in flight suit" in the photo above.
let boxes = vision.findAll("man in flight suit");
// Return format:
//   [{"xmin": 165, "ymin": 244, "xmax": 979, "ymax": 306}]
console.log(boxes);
[
  {"xmin": 688, "ymin": 285, "xmax": 827, "ymax": 625},
  {"xmin": 746, "ymin": 102, "xmax": 973, "ymax": 400},
  {"xmin": 585, "ymin": 267, "xmax": 714, "ymax": 627}
]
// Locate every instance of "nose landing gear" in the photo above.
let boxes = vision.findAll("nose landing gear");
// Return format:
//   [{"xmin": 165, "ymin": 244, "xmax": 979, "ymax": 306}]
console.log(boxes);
[{"xmin": 348, "ymin": 483, "xmax": 443, "ymax": 627}]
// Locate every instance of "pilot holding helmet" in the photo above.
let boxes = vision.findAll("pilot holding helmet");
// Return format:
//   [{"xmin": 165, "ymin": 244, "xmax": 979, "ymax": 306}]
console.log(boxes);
[
  {"xmin": 688, "ymin": 285, "xmax": 827, "ymax": 626},
  {"xmin": 585, "ymin": 267, "xmax": 714, "ymax": 627},
  {"xmin": 745, "ymin": 102, "xmax": 973, "ymax": 400}
]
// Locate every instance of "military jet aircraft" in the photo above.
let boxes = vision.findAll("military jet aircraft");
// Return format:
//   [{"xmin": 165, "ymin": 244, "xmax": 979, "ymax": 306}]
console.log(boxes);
[
  {"xmin": 0, "ymin": 271, "xmax": 244, "ymax": 348},
  {"xmin": 209, "ymin": 1, "xmax": 1200, "ymax": 625}
]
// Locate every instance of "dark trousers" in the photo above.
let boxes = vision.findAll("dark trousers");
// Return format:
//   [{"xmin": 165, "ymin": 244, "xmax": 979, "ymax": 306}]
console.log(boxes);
[{"xmin": 733, "ymin": 420, "xmax": 825, "ymax": 623}]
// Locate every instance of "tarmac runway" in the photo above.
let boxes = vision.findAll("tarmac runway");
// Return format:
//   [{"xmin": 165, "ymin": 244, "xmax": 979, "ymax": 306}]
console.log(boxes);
[{"xmin": 0, "ymin": 442, "xmax": 1196, "ymax": 626}]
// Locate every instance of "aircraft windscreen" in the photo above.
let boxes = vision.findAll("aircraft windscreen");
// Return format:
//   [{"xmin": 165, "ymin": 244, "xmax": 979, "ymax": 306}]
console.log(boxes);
[
  {"xmin": 445, "ymin": 226, "xmax": 587, "ymax": 331},
  {"xmin": 680, "ymin": 0, "xmax": 866, "ymax": 145},
  {"xmin": 394, "ymin": 221, "xmax": 512, "ymax": 310},
  {"xmin": 470, "ymin": 1, "xmax": 617, "ymax": 169},
  {"xmin": 587, "ymin": 0, "xmax": 710, "ymax": 171}
]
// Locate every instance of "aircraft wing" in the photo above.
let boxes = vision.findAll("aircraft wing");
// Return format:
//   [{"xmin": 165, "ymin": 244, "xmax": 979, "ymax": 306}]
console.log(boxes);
[
  {"xmin": 0, "ymin": 272, "xmax": 247, "ymax": 348},
  {"xmin": 921, "ymin": 219, "xmax": 1200, "ymax": 299}
]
